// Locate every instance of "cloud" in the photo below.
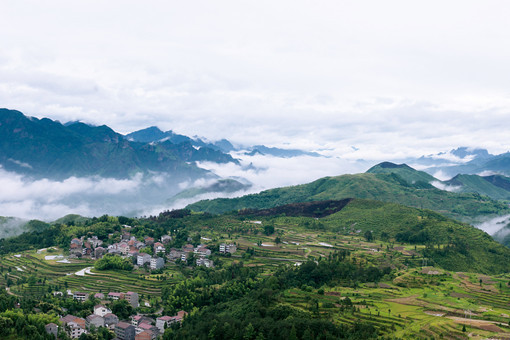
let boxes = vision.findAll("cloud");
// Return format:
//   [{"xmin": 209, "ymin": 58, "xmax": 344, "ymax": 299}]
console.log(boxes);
[
  {"xmin": 197, "ymin": 153, "xmax": 369, "ymax": 193},
  {"xmin": 0, "ymin": 168, "xmax": 189, "ymax": 221},
  {"xmin": 430, "ymin": 180, "xmax": 461, "ymax": 192},
  {"xmin": 475, "ymin": 214, "xmax": 510, "ymax": 236},
  {"xmin": 0, "ymin": 1, "xmax": 510, "ymax": 159}
]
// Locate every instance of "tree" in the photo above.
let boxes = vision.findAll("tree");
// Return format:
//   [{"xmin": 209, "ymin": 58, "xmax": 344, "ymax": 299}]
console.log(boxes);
[
  {"xmin": 263, "ymin": 226, "xmax": 275, "ymax": 236},
  {"xmin": 244, "ymin": 323, "xmax": 256, "ymax": 340},
  {"xmin": 364, "ymin": 230, "xmax": 374, "ymax": 242}
]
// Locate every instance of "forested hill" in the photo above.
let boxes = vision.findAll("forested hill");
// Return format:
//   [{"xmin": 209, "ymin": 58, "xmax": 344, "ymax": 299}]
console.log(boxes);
[
  {"xmin": 187, "ymin": 172, "xmax": 510, "ymax": 222},
  {"xmin": 0, "ymin": 108, "xmax": 237, "ymax": 179}
]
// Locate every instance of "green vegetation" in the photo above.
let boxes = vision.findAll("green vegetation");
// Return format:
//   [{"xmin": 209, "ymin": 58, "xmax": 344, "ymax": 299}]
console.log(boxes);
[
  {"xmin": 366, "ymin": 162, "xmax": 437, "ymax": 186},
  {"xmin": 445, "ymin": 174, "xmax": 510, "ymax": 200},
  {"xmin": 187, "ymin": 172, "xmax": 510, "ymax": 223},
  {"xmin": 1, "ymin": 199, "xmax": 510, "ymax": 338},
  {"xmin": 94, "ymin": 254, "xmax": 134, "ymax": 271}
]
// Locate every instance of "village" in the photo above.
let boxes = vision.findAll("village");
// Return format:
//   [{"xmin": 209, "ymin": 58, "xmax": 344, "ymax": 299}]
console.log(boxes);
[{"xmin": 47, "ymin": 227, "xmax": 238, "ymax": 339}]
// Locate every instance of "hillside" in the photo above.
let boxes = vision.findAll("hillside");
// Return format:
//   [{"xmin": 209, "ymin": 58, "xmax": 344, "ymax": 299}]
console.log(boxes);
[
  {"xmin": 187, "ymin": 172, "xmax": 510, "ymax": 222},
  {"xmin": 366, "ymin": 162, "xmax": 437, "ymax": 186},
  {"xmin": 0, "ymin": 108, "xmax": 237, "ymax": 179},
  {"xmin": 444, "ymin": 174, "xmax": 510, "ymax": 200},
  {"xmin": 3, "ymin": 199, "xmax": 510, "ymax": 339}
]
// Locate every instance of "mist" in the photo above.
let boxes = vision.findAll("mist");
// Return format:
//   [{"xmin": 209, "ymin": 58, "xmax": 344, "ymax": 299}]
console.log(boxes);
[
  {"xmin": 0, "ymin": 167, "xmax": 215, "ymax": 221},
  {"xmin": 0, "ymin": 153, "xmax": 371, "ymax": 223},
  {"xmin": 474, "ymin": 214, "xmax": 510, "ymax": 235}
]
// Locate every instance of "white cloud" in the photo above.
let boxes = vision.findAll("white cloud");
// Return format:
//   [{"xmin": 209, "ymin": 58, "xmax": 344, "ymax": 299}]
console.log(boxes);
[
  {"xmin": 0, "ymin": 1, "xmax": 509, "ymax": 158},
  {"xmin": 0, "ymin": 168, "xmax": 191, "ymax": 221},
  {"xmin": 430, "ymin": 180, "xmax": 461, "ymax": 192}
]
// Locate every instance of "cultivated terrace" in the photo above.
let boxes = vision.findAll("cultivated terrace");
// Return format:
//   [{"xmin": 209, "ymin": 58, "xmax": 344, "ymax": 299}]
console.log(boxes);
[{"xmin": 1, "ymin": 200, "xmax": 510, "ymax": 339}]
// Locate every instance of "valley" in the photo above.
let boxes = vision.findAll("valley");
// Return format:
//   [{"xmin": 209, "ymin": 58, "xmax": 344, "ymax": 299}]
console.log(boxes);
[{"xmin": 2, "ymin": 200, "xmax": 510, "ymax": 339}]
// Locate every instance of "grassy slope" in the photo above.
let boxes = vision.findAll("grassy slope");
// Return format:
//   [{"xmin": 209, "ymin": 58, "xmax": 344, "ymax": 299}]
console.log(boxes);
[
  {"xmin": 318, "ymin": 199, "xmax": 510, "ymax": 274},
  {"xmin": 187, "ymin": 173, "xmax": 510, "ymax": 222},
  {"xmin": 445, "ymin": 174, "xmax": 510, "ymax": 200},
  {"xmin": 366, "ymin": 162, "xmax": 437, "ymax": 185}
]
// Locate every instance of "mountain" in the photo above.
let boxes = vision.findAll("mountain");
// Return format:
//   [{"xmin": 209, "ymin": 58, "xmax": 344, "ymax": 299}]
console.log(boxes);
[
  {"xmin": 238, "ymin": 198, "xmax": 510, "ymax": 274},
  {"xmin": 167, "ymin": 179, "xmax": 251, "ymax": 203},
  {"xmin": 126, "ymin": 126, "xmax": 322, "ymax": 158},
  {"xmin": 245, "ymin": 145, "xmax": 321, "ymax": 158},
  {"xmin": 366, "ymin": 162, "xmax": 436, "ymax": 186},
  {"xmin": 0, "ymin": 108, "xmax": 237, "ymax": 179},
  {"xmin": 443, "ymin": 174, "xmax": 510, "ymax": 200},
  {"xmin": 415, "ymin": 147, "xmax": 510, "ymax": 178},
  {"xmin": 187, "ymin": 170, "xmax": 510, "ymax": 223}
]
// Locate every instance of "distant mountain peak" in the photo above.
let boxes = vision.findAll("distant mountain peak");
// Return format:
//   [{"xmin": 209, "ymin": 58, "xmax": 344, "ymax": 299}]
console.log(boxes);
[
  {"xmin": 375, "ymin": 162, "xmax": 413, "ymax": 169},
  {"xmin": 450, "ymin": 147, "xmax": 491, "ymax": 159}
]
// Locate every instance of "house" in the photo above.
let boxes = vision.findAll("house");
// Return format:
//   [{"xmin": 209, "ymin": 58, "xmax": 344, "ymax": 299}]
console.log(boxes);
[
  {"xmin": 168, "ymin": 248, "xmax": 184, "ymax": 261},
  {"xmin": 45, "ymin": 323, "xmax": 58, "ymax": 338},
  {"xmin": 82, "ymin": 242, "xmax": 92, "ymax": 256},
  {"xmin": 136, "ymin": 330, "xmax": 155, "ymax": 340},
  {"xmin": 94, "ymin": 292, "xmax": 105, "ymax": 300},
  {"xmin": 125, "ymin": 291, "xmax": 139, "ymax": 308},
  {"xmin": 144, "ymin": 236, "xmax": 155, "ymax": 246},
  {"xmin": 67, "ymin": 321, "xmax": 87, "ymax": 338},
  {"xmin": 194, "ymin": 245, "xmax": 211, "ymax": 256},
  {"xmin": 156, "ymin": 311, "xmax": 187, "ymax": 333},
  {"xmin": 182, "ymin": 244, "xmax": 194, "ymax": 253},
  {"xmin": 108, "ymin": 292, "xmax": 124, "ymax": 300},
  {"xmin": 118, "ymin": 242, "xmax": 130, "ymax": 256},
  {"xmin": 61, "ymin": 315, "xmax": 87, "ymax": 339},
  {"xmin": 86, "ymin": 314, "xmax": 104, "ymax": 329},
  {"xmin": 70, "ymin": 243, "xmax": 83, "ymax": 256},
  {"xmin": 71, "ymin": 238, "xmax": 82, "ymax": 246},
  {"xmin": 219, "ymin": 243, "xmax": 237, "ymax": 254},
  {"xmin": 94, "ymin": 304, "xmax": 112, "ymax": 317},
  {"xmin": 131, "ymin": 315, "xmax": 154, "ymax": 327},
  {"xmin": 136, "ymin": 322, "xmax": 159, "ymax": 338},
  {"xmin": 196, "ymin": 258, "xmax": 214, "ymax": 268},
  {"xmin": 73, "ymin": 291, "xmax": 88, "ymax": 301},
  {"xmin": 87, "ymin": 236, "xmax": 103, "ymax": 248},
  {"xmin": 115, "ymin": 321, "xmax": 136, "ymax": 340},
  {"xmin": 94, "ymin": 247, "xmax": 106, "ymax": 259},
  {"xmin": 104, "ymin": 313, "xmax": 119, "ymax": 328},
  {"xmin": 150, "ymin": 257, "xmax": 165, "ymax": 270},
  {"xmin": 161, "ymin": 235, "xmax": 172, "ymax": 244},
  {"xmin": 137, "ymin": 253, "xmax": 151, "ymax": 266},
  {"xmin": 155, "ymin": 316, "xmax": 173, "ymax": 333},
  {"xmin": 154, "ymin": 242, "xmax": 165, "ymax": 254}
]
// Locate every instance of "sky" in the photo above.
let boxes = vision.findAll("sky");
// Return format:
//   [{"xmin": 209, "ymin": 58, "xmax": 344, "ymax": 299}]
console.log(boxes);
[{"xmin": 1, "ymin": 1, "xmax": 510, "ymax": 160}]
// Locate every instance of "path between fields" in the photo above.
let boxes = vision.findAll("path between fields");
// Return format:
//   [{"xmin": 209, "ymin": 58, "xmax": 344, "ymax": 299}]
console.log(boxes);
[{"xmin": 75, "ymin": 267, "xmax": 94, "ymax": 276}]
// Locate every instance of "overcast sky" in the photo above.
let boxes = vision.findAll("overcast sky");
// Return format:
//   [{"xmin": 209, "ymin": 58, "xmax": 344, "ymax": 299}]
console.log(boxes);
[{"xmin": 2, "ymin": 1, "xmax": 510, "ymax": 160}]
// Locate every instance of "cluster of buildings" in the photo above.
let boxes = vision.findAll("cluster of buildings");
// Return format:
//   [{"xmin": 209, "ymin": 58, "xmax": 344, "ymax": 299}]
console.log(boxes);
[
  {"xmin": 69, "ymin": 236, "xmax": 104, "ymax": 258},
  {"xmin": 54, "ymin": 305, "xmax": 187, "ymax": 339},
  {"xmin": 168, "ymin": 244, "xmax": 214, "ymax": 267},
  {"xmin": 68, "ymin": 290, "xmax": 139, "ymax": 308},
  {"xmin": 68, "ymin": 233, "xmax": 171, "ymax": 270}
]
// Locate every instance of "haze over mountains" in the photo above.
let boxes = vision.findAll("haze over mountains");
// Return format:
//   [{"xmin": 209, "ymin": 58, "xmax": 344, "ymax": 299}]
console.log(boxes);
[{"xmin": 2, "ymin": 107, "xmax": 510, "ymax": 235}]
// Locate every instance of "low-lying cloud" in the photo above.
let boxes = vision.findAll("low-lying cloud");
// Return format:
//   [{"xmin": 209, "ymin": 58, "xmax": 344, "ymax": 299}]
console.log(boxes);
[
  {"xmin": 0, "ymin": 167, "xmax": 194, "ymax": 221},
  {"xmin": 430, "ymin": 180, "xmax": 461, "ymax": 192}
]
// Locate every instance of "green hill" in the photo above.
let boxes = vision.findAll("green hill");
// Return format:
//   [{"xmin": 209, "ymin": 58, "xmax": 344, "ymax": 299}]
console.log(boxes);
[
  {"xmin": 187, "ymin": 172, "xmax": 510, "ymax": 223},
  {"xmin": 239, "ymin": 198, "xmax": 510, "ymax": 274},
  {"xmin": 366, "ymin": 162, "xmax": 437, "ymax": 186},
  {"xmin": 0, "ymin": 108, "xmax": 236, "ymax": 179},
  {"xmin": 444, "ymin": 174, "xmax": 510, "ymax": 200},
  {"xmin": 168, "ymin": 179, "xmax": 251, "ymax": 203}
]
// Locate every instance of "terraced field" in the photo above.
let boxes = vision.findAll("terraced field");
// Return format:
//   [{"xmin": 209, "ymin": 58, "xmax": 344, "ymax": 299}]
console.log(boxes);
[{"xmin": 0, "ymin": 250, "xmax": 182, "ymax": 298}]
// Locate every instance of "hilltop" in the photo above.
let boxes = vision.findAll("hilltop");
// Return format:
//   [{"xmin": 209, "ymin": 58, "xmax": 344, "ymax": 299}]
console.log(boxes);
[
  {"xmin": 0, "ymin": 108, "xmax": 237, "ymax": 180},
  {"xmin": 187, "ymin": 169, "xmax": 510, "ymax": 223}
]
